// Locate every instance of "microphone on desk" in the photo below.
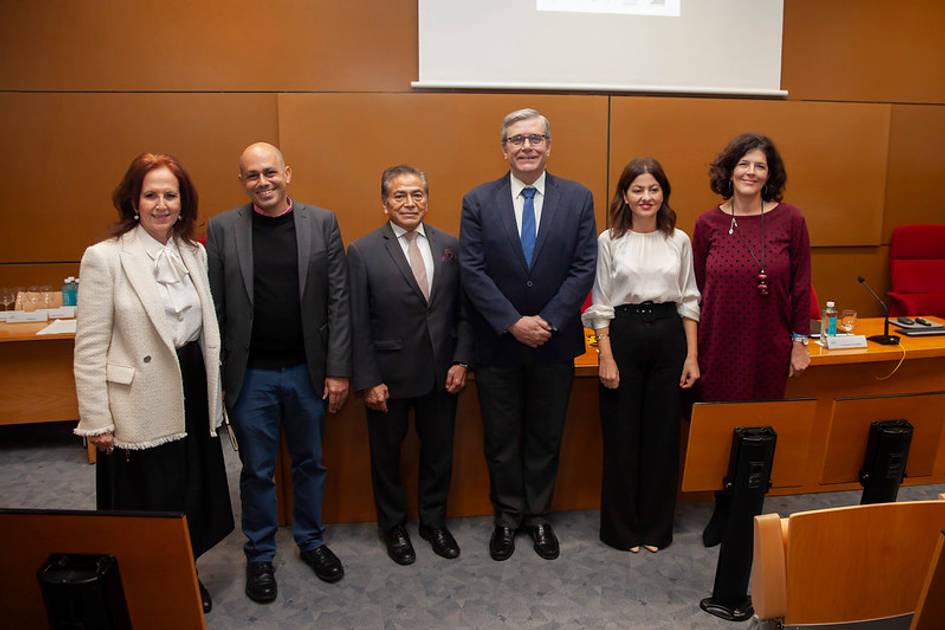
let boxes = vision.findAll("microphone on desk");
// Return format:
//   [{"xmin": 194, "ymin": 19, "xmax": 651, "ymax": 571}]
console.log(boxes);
[{"xmin": 857, "ymin": 275, "xmax": 900, "ymax": 345}]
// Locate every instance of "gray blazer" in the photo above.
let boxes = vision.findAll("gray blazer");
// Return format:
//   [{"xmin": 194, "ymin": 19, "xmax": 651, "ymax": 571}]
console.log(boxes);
[
  {"xmin": 206, "ymin": 202, "xmax": 352, "ymax": 409},
  {"xmin": 348, "ymin": 223, "xmax": 473, "ymax": 399}
]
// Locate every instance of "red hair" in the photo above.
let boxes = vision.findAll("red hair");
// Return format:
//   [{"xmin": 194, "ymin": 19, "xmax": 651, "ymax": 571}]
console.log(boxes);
[{"xmin": 109, "ymin": 153, "xmax": 199, "ymax": 242}]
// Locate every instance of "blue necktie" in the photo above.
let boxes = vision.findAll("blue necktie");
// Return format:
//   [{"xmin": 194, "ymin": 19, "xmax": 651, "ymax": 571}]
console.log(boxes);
[{"xmin": 521, "ymin": 186, "xmax": 537, "ymax": 267}]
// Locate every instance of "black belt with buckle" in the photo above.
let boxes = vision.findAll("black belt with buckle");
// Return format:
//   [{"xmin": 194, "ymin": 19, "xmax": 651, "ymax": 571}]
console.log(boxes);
[{"xmin": 614, "ymin": 301, "xmax": 678, "ymax": 322}]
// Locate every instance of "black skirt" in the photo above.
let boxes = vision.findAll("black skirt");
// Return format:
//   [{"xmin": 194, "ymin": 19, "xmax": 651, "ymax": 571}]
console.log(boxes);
[{"xmin": 96, "ymin": 340, "xmax": 234, "ymax": 559}]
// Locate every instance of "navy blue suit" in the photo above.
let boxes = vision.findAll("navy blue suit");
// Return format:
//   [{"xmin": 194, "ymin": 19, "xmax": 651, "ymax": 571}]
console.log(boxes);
[{"xmin": 460, "ymin": 172, "xmax": 596, "ymax": 528}]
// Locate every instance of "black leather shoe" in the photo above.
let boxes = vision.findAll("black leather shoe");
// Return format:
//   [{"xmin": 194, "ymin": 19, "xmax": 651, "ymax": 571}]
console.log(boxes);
[
  {"xmin": 489, "ymin": 525, "xmax": 516, "ymax": 561},
  {"xmin": 528, "ymin": 523, "xmax": 560, "ymax": 560},
  {"xmin": 198, "ymin": 579, "xmax": 212, "ymax": 613},
  {"xmin": 419, "ymin": 524, "xmax": 461, "ymax": 559},
  {"xmin": 245, "ymin": 562, "xmax": 277, "ymax": 604},
  {"xmin": 300, "ymin": 544, "xmax": 345, "ymax": 583},
  {"xmin": 384, "ymin": 525, "xmax": 416, "ymax": 565}
]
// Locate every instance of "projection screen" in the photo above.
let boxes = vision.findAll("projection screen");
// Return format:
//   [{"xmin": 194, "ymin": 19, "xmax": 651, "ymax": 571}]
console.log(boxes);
[{"xmin": 414, "ymin": 0, "xmax": 787, "ymax": 96}]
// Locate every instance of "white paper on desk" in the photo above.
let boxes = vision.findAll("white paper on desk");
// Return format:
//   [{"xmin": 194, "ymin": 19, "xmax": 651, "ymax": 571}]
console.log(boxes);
[{"xmin": 36, "ymin": 319, "xmax": 77, "ymax": 335}]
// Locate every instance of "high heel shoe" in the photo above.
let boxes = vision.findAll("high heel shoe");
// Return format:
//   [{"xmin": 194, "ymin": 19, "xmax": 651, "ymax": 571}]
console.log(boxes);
[
  {"xmin": 198, "ymin": 579, "xmax": 212, "ymax": 613},
  {"xmin": 629, "ymin": 546, "xmax": 641, "ymax": 553},
  {"xmin": 643, "ymin": 545, "xmax": 659, "ymax": 553}
]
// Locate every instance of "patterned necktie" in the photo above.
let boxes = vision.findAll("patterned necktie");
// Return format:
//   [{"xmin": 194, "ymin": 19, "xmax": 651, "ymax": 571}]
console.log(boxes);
[
  {"xmin": 405, "ymin": 230, "xmax": 429, "ymax": 301},
  {"xmin": 521, "ymin": 186, "xmax": 537, "ymax": 267}
]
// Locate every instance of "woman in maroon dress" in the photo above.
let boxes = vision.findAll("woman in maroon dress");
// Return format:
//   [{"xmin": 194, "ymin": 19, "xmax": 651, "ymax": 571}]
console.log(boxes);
[{"xmin": 692, "ymin": 133, "xmax": 812, "ymax": 545}]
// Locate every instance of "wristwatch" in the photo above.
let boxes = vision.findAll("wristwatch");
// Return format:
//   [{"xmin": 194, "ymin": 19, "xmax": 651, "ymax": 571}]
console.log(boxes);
[{"xmin": 791, "ymin": 333, "xmax": 809, "ymax": 346}]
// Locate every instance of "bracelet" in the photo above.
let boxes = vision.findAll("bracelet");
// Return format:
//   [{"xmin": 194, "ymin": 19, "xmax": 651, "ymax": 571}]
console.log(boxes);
[{"xmin": 596, "ymin": 333, "xmax": 609, "ymax": 341}]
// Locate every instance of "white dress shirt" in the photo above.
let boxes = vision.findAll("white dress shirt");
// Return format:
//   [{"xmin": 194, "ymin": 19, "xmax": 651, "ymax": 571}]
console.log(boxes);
[
  {"xmin": 137, "ymin": 226, "xmax": 202, "ymax": 347},
  {"xmin": 582, "ymin": 227, "xmax": 701, "ymax": 330},
  {"xmin": 510, "ymin": 171, "xmax": 546, "ymax": 237},
  {"xmin": 390, "ymin": 221, "xmax": 434, "ymax": 295}
]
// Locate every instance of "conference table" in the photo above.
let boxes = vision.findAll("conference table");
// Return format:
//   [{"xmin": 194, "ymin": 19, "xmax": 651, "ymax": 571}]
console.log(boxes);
[{"xmin": 2, "ymin": 317, "xmax": 944, "ymax": 521}]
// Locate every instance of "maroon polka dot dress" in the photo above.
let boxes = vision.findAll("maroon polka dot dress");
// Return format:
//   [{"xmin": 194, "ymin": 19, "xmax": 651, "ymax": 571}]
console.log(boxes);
[{"xmin": 692, "ymin": 204, "xmax": 811, "ymax": 401}]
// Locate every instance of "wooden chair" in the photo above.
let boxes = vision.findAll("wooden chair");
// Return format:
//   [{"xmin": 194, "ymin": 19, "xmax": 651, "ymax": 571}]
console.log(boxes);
[{"xmin": 752, "ymin": 497, "xmax": 945, "ymax": 626}]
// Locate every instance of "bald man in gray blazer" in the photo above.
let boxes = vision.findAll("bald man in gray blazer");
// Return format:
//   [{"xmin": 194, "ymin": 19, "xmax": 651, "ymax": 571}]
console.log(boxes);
[{"xmin": 207, "ymin": 142, "xmax": 351, "ymax": 604}]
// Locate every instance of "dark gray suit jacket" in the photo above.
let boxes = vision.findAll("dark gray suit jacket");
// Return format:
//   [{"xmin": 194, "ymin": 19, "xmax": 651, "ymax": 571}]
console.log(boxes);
[
  {"xmin": 459, "ymin": 172, "xmax": 597, "ymax": 367},
  {"xmin": 206, "ymin": 201, "xmax": 352, "ymax": 409},
  {"xmin": 347, "ymin": 222, "xmax": 473, "ymax": 399}
]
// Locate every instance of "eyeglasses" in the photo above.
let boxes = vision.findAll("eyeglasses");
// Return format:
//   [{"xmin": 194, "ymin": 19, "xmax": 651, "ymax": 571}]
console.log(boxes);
[{"xmin": 504, "ymin": 134, "xmax": 548, "ymax": 147}]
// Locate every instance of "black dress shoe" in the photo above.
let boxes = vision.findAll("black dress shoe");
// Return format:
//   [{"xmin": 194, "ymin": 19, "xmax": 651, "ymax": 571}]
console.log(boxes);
[
  {"xmin": 245, "ymin": 561, "xmax": 277, "ymax": 604},
  {"xmin": 384, "ymin": 524, "xmax": 416, "ymax": 565},
  {"xmin": 419, "ymin": 524, "xmax": 461, "ymax": 559},
  {"xmin": 489, "ymin": 525, "xmax": 516, "ymax": 561},
  {"xmin": 198, "ymin": 579, "xmax": 212, "ymax": 613},
  {"xmin": 528, "ymin": 523, "xmax": 560, "ymax": 560},
  {"xmin": 300, "ymin": 544, "xmax": 345, "ymax": 583}
]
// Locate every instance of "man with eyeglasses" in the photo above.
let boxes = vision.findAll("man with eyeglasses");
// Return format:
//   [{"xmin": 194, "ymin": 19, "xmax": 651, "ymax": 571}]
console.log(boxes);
[
  {"xmin": 348, "ymin": 165, "xmax": 473, "ymax": 565},
  {"xmin": 459, "ymin": 108, "xmax": 597, "ymax": 561}
]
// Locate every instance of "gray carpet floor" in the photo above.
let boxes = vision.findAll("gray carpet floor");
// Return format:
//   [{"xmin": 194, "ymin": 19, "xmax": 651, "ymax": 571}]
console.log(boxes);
[{"xmin": 2, "ymin": 422, "xmax": 940, "ymax": 629}]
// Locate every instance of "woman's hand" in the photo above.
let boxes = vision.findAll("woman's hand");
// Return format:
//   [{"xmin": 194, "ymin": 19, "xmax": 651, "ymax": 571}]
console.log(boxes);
[
  {"xmin": 679, "ymin": 356, "xmax": 700, "ymax": 389},
  {"xmin": 88, "ymin": 432, "xmax": 115, "ymax": 453},
  {"xmin": 598, "ymin": 355, "xmax": 620, "ymax": 389},
  {"xmin": 788, "ymin": 341, "xmax": 810, "ymax": 377}
]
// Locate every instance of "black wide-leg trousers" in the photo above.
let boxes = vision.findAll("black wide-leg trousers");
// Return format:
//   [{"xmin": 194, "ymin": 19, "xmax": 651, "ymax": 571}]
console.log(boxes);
[{"xmin": 599, "ymin": 311, "xmax": 686, "ymax": 550}]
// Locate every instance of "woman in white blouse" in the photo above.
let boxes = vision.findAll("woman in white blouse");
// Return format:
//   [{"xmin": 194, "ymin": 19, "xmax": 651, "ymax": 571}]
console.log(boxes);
[
  {"xmin": 73, "ymin": 153, "xmax": 233, "ymax": 613},
  {"xmin": 582, "ymin": 158, "xmax": 700, "ymax": 553}
]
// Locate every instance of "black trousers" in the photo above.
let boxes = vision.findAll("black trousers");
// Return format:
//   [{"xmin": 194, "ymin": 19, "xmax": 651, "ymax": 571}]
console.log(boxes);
[
  {"xmin": 476, "ymin": 360, "xmax": 574, "ymax": 529},
  {"xmin": 366, "ymin": 386, "xmax": 458, "ymax": 530},
  {"xmin": 599, "ymin": 310, "xmax": 685, "ymax": 550}
]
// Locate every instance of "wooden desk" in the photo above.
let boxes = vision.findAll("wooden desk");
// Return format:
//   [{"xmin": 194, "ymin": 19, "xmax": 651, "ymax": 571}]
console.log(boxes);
[{"xmin": 5, "ymin": 315, "xmax": 944, "ymax": 521}]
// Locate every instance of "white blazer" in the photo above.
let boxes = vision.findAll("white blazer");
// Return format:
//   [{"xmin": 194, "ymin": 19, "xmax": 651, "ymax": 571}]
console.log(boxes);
[{"xmin": 73, "ymin": 228, "xmax": 223, "ymax": 449}]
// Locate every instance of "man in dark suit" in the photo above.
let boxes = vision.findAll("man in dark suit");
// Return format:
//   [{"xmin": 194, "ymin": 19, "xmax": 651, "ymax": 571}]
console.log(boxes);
[
  {"xmin": 348, "ymin": 165, "xmax": 473, "ymax": 565},
  {"xmin": 459, "ymin": 108, "xmax": 597, "ymax": 561},
  {"xmin": 206, "ymin": 142, "xmax": 351, "ymax": 603}
]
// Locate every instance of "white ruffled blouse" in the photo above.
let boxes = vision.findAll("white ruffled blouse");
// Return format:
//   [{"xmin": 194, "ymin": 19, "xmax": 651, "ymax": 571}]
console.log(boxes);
[
  {"xmin": 136, "ymin": 226, "xmax": 202, "ymax": 348},
  {"xmin": 582, "ymin": 227, "xmax": 701, "ymax": 330}
]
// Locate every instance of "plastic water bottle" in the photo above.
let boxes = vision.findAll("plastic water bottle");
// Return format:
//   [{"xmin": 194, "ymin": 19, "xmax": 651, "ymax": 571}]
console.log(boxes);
[
  {"xmin": 822, "ymin": 300, "xmax": 838, "ymax": 342},
  {"xmin": 61, "ymin": 276, "xmax": 78, "ymax": 307}
]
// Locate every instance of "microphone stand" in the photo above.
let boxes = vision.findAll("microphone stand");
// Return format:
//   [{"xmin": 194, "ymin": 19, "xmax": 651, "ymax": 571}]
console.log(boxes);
[{"xmin": 857, "ymin": 276, "xmax": 900, "ymax": 345}]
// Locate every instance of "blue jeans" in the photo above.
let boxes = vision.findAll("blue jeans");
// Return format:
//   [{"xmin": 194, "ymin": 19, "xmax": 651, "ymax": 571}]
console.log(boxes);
[{"xmin": 231, "ymin": 364, "xmax": 327, "ymax": 561}]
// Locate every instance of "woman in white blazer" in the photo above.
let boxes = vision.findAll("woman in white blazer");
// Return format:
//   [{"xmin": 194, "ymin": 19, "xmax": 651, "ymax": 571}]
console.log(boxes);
[{"xmin": 73, "ymin": 153, "xmax": 233, "ymax": 614}]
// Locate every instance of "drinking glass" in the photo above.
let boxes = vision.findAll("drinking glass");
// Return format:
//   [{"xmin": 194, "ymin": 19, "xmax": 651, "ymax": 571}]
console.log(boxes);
[
  {"xmin": 839, "ymin": 309, "xmax": 857, "ymax": 333},
  {"xmin": 0, "ymin": 288, "xmax": 15, "ymax": 311}
]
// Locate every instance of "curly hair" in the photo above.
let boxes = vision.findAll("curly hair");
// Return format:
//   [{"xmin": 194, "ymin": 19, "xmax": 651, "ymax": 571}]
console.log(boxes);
[
  {"xmin": 708, "ymin": 133, "xmax": 787, "ymax": 202},
  {"xmin": 609, "ymin": 157, "xmax": 676, "ymax": 239}
]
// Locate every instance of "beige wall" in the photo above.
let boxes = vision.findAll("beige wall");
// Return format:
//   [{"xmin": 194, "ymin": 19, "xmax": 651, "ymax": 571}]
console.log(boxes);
[{"xmin": 2, "ymin": 0, "xmax": 945, "ymax": 315}]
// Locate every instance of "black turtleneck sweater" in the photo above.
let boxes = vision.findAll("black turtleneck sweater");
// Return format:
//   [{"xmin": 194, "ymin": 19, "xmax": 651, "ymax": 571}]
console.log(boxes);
[{"xmin": 248, "ymin": 210, "xmax": 306, "ymax": 368}]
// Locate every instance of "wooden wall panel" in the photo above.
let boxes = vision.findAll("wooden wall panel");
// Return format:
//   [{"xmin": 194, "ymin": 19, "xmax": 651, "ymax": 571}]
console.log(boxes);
[
  {"xmin": 278, "ymin": 94, "xmax": 610, "ymax": 243},
  {"xmin": 609, "ymin": 97, "xmax": 891, "ymax": 247},
  {"xmin": 0, "ymin": 1, "xmax": 415, "ymax": 91},
  {"xmin": 811, "ymin": 247, "xmax": 889, "ymax": 318},
  {"xmin": 0, "ymin": 264, "xmax": 80, "ymax": 291},
  {"xmin": 883, "ymin": 105, "xmax": 945, "ymax": 241},
  {"xmin": 0, "ymin": 93, "xmax": 277, "ymax": 262},
  {"xmin": 783, "ymin": 0, "xmax": 945, "ymax": 104}
]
